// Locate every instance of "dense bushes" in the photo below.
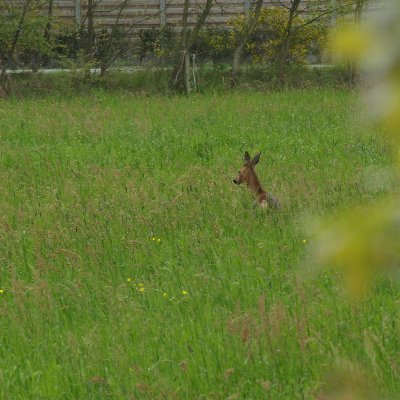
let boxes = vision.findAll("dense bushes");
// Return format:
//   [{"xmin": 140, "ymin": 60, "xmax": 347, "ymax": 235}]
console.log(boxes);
[
  {"xmin": 138, "ymin": 26, "xmax": 175, "ymax": 61},
  {"xmin": 0, "ymin": 3, "xmax": 327, "ymax": 72},
  {"xmin": 140, "ymin": 8, "xmax": 326, "ymax": 67},
  {"xmin": 229, "ymin": 7, "xmax": 326, "ymax": 64},
  {"xmin": 0, "ymin": 0, "xmax": 363, "ymax": 94},
  {"xmin": 0, "ymin": 1, "xmax": 52, "ymax": 71}
]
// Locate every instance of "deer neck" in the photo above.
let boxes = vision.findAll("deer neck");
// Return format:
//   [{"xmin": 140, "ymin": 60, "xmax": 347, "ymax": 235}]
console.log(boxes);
[{"xmin": 247, "ymin": 170, "xmax": 265, "ymax": 196}]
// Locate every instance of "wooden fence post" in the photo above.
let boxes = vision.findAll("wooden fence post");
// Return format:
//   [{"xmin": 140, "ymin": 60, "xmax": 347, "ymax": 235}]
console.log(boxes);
[
  {"xmin": 160, "ymin": 0, "xmax": 166, "ymax": 26},
  {"xmin": 74, "ymin": 0, "xmax": 81, "ymax": 25}
]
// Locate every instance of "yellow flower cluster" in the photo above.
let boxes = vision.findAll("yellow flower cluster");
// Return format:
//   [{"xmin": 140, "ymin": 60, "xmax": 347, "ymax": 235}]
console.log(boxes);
[
  {"xmin": 127, "ymin": 278, "xmax": 145, "ymax": 293},
  {"xmin": 162, "ymin": 290, "xmax": 188, "ymax": 300},
  {"xmin": 127, "ymin": 279, "xmax": 189, "ymax": 299}
]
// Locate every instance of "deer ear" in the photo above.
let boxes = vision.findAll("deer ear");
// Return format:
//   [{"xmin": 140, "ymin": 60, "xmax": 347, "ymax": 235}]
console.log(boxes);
[
  {"xmin": 251, "ymin": 152, "xmax": 261, "ymax": 166},
  {"xmin": 244, "ymin": 151, "xmax": 251, "ymax": 165}
]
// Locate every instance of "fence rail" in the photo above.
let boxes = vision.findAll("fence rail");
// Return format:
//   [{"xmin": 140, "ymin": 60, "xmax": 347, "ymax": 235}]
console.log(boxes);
[
  {"xmin": 52, "ymin": 0, "xmax": 345, "ymax": 30},
  {"xmin": 2, "ymin": 0, "xmax": 386, "ymax": 31}
]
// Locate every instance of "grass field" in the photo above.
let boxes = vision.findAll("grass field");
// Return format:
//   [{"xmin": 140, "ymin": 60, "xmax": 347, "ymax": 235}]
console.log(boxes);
[{"xmin": 0, "ymin": 89, "xmax": 398, "ymax": 399}]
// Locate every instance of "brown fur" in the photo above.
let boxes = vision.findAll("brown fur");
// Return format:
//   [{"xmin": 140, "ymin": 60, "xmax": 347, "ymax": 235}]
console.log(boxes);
[{"xmin": 233, "ymin": 151, "xmax": 279, "ymax": 209}]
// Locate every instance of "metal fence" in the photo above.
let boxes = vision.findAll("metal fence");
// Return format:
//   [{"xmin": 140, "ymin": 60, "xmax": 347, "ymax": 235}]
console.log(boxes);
[
  {"xmin": 53, "ymin": 0, "xmax": 308, "ymax": 30},
  {"xmin": 51, "ymin": 0, "xmax": 385, "ymax": 34}
]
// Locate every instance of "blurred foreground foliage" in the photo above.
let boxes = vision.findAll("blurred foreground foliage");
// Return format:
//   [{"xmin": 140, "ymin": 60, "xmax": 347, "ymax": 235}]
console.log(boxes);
[{"xmin": 312, "ymin": 1, "xmax": 400, "ymax": 298}]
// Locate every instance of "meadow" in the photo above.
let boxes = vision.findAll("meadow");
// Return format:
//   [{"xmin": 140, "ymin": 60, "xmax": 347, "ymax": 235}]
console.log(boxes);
[{"xmin": 0, "ymin": 89, "xmax": 398, "ymax": 399}]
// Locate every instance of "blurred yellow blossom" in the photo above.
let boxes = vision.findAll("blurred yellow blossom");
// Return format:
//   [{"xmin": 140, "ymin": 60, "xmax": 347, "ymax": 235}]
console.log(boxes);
[
  {"xmin": 182, "ymin": 290, "xmax": 188, "ymax": 296},
  {"xmin": 311, "ymin": 201, "xmax": 400, "ymax": 298},
  {"xmin": 328, "ymin": 25, "xmax": 374, "ymax": 63},
  {"xmin": 311, "ymin": 1, "xmax": 400, "ymax": 298}
]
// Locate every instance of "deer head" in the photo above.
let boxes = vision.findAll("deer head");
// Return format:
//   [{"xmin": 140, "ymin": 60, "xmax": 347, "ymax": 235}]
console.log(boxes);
[{"xmin": 233, "ymin": 151, "xmax": 261, "ymax": 187}]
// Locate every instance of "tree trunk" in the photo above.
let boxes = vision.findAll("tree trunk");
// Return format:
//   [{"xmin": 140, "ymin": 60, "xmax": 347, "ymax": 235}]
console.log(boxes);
[
  {"xmin": 44, "ymin": 0, "xmax": 54, "ymax": 41},
  {"xmin": 231, "ymin": 0, "xmax": 263, "ymax": 81},
  {"xmin": 87, "ymin": 0, "xmax": 95, "ymax": 56},
  {"xmin": 171, "ymin": 0, "xmax": 189, "ymax": 92},
  {"xmin": 182, "ymin": 0, "xmax": 190, "ymax": 94},
  {"xmin": 84, "ymin": 0, "xmax": 96, "ymax": 79},
  {"xmin": 232, "ymin": 47, "xmax": 242, "ymax": 80},
  {"xmin": 97, "ymin": 2, "xmax": 125, "ymax": 76},
  {"xmin": 349, "ymin": 0, "xmax": 365, "ymax": 86},
  {"xmin": 278, "ymin": 0, "xmax": 301, "ymax": 86},
  {"xmin": 184, "ymin": 51, "xmax": 191, "ymax": 94},
  {"xmin": 171, "ymin": 0, "xmax": 213, "ymax": 93}
]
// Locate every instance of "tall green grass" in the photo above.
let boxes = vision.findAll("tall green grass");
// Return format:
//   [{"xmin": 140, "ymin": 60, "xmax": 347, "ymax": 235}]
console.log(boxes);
[{"xmin": 0, "ymin": 90, "xmax": 397, "ymax": 399}]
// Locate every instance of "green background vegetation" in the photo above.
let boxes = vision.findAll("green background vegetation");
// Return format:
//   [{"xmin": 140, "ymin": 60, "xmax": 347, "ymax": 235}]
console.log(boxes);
[{"xmin": 0, "ymin": 89, "xmax": 398, "ymax": 399}]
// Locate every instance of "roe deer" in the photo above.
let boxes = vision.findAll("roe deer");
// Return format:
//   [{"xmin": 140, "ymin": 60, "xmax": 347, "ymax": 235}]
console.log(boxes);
[{"xmin": 233, "ymin": 151, "xmax": 279, "ymax": 209}]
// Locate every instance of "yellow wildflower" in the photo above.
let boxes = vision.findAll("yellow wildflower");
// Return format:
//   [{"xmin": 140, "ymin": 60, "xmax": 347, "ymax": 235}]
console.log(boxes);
[
  {"xmin": 182, "ymin": 290, "xmax": 188, "ymax": 296},
  {"xmin": 163, "ymin": 292, "xmax": 167, "ymax": 298},
  {"xmin": 157, "ymin": 238, "xmax": 161, "ymax": 244},
  {"xmin": 0, "ymin": 289, "xmax": 3, "ymax": 294},
  {"xmin": 127, "ymin": 278, "xmax": 132, "ymax": 282},
  {"xmin": 139, "ymin": 287, "xmax": 145, "ymax": 293},
  {"xmin": 303, "ymin": 239, "xmax": 307, "ymax": 244}
]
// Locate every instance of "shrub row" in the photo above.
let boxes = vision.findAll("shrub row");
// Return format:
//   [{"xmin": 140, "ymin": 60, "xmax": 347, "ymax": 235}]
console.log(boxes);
[{"xmin": 0, "ymin": 4, "xmax": 326, "ymax": 74}]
